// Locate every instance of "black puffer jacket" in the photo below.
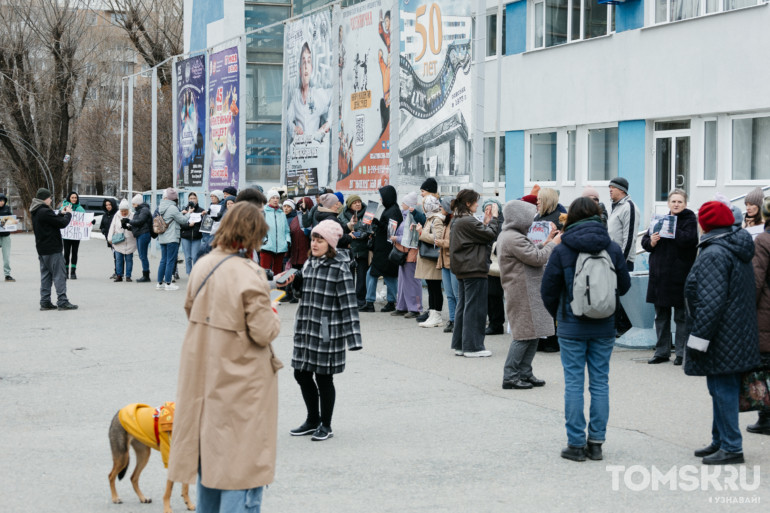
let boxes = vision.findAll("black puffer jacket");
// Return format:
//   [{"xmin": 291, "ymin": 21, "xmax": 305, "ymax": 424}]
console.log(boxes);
[
  {"xmin": 99, "ymin": 198, "xmax": 118, "ymax": 239},
  {"xmin": 641, "ymin": 208, "xmax": 698, "ymax": 308},
  {"xmin": 180, "ymin": 203, "xmax": 204, "ymax": 241},
  {"xmin": 128, "ymin": 203, "xmax": 152, "ymax": 237},
  {"xmin": 0, "ymin": 193, "xmax": 11, "ymax": 238},
  {"xmin": 369, "ymin": 185, "xmax": 401, "ymax": 278},
  {"xmin": 684, "ymin": 227, "xmax": 761, "ymax": 376}
]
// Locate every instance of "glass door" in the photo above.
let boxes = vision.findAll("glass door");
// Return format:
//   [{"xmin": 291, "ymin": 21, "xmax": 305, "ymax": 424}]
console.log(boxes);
[{"xmin": 654, "ymin": 122, "xmax": 691, "ymax": 212}]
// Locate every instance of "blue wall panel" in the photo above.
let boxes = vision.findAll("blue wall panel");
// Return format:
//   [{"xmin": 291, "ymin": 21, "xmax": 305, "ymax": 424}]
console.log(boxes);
[
  {"xmin": 190, "ymin": 0, "xmax": 225, "ymax": 53},
  {"xmin": 618, "ymin": 120, "xmax": 646, "ymax": 212},
  {"xmin": 505, "ymin": 130, "xmax": 525, "ymax": 201},
  {"xmin": 506, "ymin": 1, "xmax": 527, "ymax": 55},
  {"xmin": 616, "ymin": 0, "xmax": 644, "ymax": 33}
]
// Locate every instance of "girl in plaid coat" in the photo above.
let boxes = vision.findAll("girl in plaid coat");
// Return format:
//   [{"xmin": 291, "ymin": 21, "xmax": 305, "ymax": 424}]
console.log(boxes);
[{"xmin": 289, "ymin": 220, "xmax": 362, "ymax": 441}]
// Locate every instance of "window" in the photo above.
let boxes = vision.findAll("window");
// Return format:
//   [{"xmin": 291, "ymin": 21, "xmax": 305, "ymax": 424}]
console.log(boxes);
[
  {"xmin": 246, "ymin": 5, "xmax": 288, "ymax": 64},
  {"xmin": 703, "ymin": 120, "xmax": 717, "ymax": 181},
  {"xmin": 567, "ymin": 129, "xmax": 576, "ymax": 182},
  {"xmin": 246, "ymin": 125, "xmax": 281, "ymax": 182},
  {"xmin": 587, "ymin": 127, "xmax": 618, "ymax": 181},
  {"xmin": 530, "ymin": 132, "xmax": 557, "ymax": 182},
  {"xmin": 245, "ymin": 64, "xmax": 283, "ymax": 122},
  {"xmin": 732, "ymin": 116, "xmax": 770, "ymax": 181},
  {"xmin": 534, "ymin": 0, "xmax": 612, "ymax": 49},
  {"xmin": 110, "ymin": 12, "xmax": 126, "ymax": 25},
  {"xmin": 655, "ymin": 0, "xmax": 766, "ymax": 23},
  {"xmin": 484, "ymin": 136, "xmax": 506, "ymax": 182},
  {"xmin": 486, "ymin": 11, "xmax": 507, "ymax": 57}
]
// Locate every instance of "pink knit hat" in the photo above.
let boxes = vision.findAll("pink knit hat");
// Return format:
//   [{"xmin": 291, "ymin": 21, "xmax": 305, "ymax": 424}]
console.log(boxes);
[
  {"xmin": 311, "ymin": 220, "xmax": 344, "ymax": 249},
  {"xmin": 319, "ymin": 193, "xmax": 339, "ymax": 209},
  {"xmin": 582, "ymin": 186, "xmax": 600, "ymax": 200}
]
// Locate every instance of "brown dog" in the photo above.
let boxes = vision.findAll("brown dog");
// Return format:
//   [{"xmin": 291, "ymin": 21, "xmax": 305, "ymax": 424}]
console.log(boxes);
[{"xmin": 108, "ymin": 403, "xmax": 194, "ymax": 513}]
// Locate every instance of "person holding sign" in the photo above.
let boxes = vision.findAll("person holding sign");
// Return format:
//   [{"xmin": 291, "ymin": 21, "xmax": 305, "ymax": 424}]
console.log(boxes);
[
  {"xmin": 30, "ymin": 188, "xmax": 77, "ymax": 310},
  {"xmin": 641, "ymin": 189, "xmax": 698, "ymax": 366},
  {"xmin": 0, "ymin": 193, "xmax": 14, "ymax": 282},
  {"xmin": 61, "ymin": 191, "xmax": 86, "ymax": 280},
  {"xmin": 180, "ymin": 192, "xmax": 205, "ymax": 274}
]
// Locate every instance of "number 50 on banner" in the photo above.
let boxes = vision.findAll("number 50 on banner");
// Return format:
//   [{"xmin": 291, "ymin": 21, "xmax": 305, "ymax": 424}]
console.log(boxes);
[{"xmin": 413, "ymin": 3, "xmax": 443, "ymax": 64}]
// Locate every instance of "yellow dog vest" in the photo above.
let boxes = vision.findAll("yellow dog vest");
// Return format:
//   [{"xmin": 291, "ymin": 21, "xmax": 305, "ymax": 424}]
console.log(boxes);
[{"xmin": 118, "ymin": 402, "xmax": 175, "ymax": 468}]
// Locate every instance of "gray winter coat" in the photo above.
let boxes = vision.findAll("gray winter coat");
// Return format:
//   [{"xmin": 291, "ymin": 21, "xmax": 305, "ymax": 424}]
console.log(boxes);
[
  {"xmin": 158, "ymin": 199, "xmax": 190, "ymax": 244},
  {"xmin": 684, "ymin": 227, "xmax": 761, "ymax": 376},
  {"xmin": 498, "ymin": 200, "xmax": 556, "ymax": 340},
  {"xmin": 608, "ymin": 195, "xmax": 641, "ymax": 263}
]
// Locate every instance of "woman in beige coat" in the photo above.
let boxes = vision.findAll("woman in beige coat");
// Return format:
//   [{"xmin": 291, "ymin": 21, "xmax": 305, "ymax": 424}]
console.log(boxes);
[
  {"xmin": 415, "ymin": 195, "xmax": 445, "ymax": 327},
  {"xmin": 168, "ymin": 202, "xmax": 282, "ymax": 513},
  {"xmin": 498, "ymin": 200, "xmax": 560, "ymax": 390},
  {"xmin": 107, "ymin": 199, "xmax": 136, "ymax": 282}
]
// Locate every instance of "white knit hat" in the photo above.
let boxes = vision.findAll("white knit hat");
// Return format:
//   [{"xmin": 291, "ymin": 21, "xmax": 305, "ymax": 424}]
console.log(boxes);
[
  {"xmin": 131, "ymin": 194, "xmax": 143, "ymax": 206},
  {"xmin": 119, "ymin": 199, "xmax": 130, "ymax": 210}
]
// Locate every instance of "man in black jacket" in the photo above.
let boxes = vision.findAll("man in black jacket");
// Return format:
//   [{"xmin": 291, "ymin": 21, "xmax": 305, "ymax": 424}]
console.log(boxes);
[
  {"xmin": 129, "ymin": 194, "xmax": 153, "ymax": 282},
  {"xmin": 0, "ymin": 193, "xmax": 14, "ymax": 281},
  {"xmin": 30, "ymin": 188, "xmax": 77, "ymax": 310}
]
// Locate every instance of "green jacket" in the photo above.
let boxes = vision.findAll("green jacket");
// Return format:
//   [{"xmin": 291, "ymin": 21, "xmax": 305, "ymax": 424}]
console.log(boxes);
[{"xmin": 61, "ymin": 200, "xmax": 86, "ymax": 213}]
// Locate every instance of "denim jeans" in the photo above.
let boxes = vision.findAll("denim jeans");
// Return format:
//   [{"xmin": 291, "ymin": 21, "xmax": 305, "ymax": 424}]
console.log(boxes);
[
  {"xmin": 136, "ymin": 232, "xmax": 151, "ymax": 272},
  {"xmin": 365, "ymin": 267, "xmax": 397, "ymax": 304},
  {"xmin": 706, "ymin": 373, "xmax": 743, "ymax": 453},
  {"xmin": 157, "ymin": 242, "xmax": 179, "ymax": 284},
  {"xmin": 559, "ymin": 336, "xmax": 615, "ymax": 447},
  {"xmin": 441, "ymin": 268, "xmax": 459, "ymax": 322},
  {"xmin": 180, "ymin": 238, "xmax": 201, "ymax": 275},
  {"xmin": 197, "ymin": 478, "xmax": 263, "ymax": 513},
  {"xmin": 115, "ymin": 252, "xmax": 133, "ymax": 278}
]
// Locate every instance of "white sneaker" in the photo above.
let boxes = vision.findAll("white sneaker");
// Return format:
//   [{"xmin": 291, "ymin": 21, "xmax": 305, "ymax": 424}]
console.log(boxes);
[
  {"xmin": 454, "ymin": 349, "xmax": 464, "ymax": 356},
  {"xmin": 464, "ymin": 350, "xmax": 492, "ymax": 358},
  {"xmin": 155, "ymin": 283, "xmax": 164, "ymax": 290},
  {"xmin": 164, "ymin": 283, "xmax": 179, "ymax": 291},
  {"xmin": 419, "ymin": 309, "xmax": 444, "ymax": 328}
]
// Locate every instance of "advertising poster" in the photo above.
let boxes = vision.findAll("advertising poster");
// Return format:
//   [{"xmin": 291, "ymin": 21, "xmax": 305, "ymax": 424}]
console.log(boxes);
[
  {"xmin": 399, "ymin": 0, "xmax": 472, "ymax": 188},
  {"xmin": 286, "ymin": 168, "xmax": 320, "ymax": 198},
  {"xmin": 61, "ymin": 212, "xmax": 94, "ymax": 241},
  {"xmin": 336, "ymin": 0, "xmax": 391, "ymax": 192},
  {"xmin": 176, "ymin": 55, "xmax": 206, "ymax": 188},
  {"xmin": 282, "ymin": 10, "xmax": 336, "ymax": 190},
  {"xmin": 208, "ymin": 46, "xmax": 240, "ymax": 190}
]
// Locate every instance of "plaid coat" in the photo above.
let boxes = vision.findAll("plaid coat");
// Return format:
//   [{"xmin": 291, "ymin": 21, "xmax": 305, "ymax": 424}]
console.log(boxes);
[{"xmin": 293, "ymin": 251, "xmax": 362, "ymax": 374}]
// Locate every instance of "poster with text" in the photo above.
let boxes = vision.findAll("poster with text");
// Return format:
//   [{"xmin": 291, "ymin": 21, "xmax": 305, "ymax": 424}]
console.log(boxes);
[
  {"xmin": 282, "ymin": 10, "xmax": 336, "ymax": 190},
  {"xmin": 176, "ymin": 55, "xmax": 206, "ymax": 188},
  {"xmin": 399, "ymin": 0, "xmax": 472, "ymax": 188},
  {"xmin": 61, "ymin": 212, "xmax": 94, "ymax": 241},
  {"xmin": 336, "ymin": 0, "xmax": 391, "ymax": 192},
  {"xmin": 208, "ymin": 46, "xmax": 240, "ymax": 190}
]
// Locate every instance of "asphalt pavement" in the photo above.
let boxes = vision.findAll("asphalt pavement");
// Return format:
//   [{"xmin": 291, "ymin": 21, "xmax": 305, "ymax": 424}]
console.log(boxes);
[{"xmin": 0, "ymin": 233, "xmax": 767, "ymax": 513}]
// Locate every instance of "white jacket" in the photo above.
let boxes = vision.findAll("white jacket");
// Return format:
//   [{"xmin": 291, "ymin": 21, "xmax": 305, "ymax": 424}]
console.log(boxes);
[
  {"xmin": 108, "ymin": 212, "xmax": 137, "ymax": 255},
  {"xmin": 608, "ymin": 195, "xmax": 641, "ymax": 263}
]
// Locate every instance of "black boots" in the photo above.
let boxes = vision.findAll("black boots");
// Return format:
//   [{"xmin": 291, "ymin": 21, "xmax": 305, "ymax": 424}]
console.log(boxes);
[
  {"xmin": 747, "ymin": 411, "xmax": 770, "ymax": 435},
  {"xmin": 358, "ymin": 302, "xmax": 375, "ymax": 312},
  {"xmin": 380, "ymin": 301, "xmax": 396, "ymax": 313},
  {"xmin": 136, "ymin": 271, "xmax": 151, "ymax": 283},
  {"xmin": 69, "ymin": 268, "xmax": 77, "ymax": 280}
]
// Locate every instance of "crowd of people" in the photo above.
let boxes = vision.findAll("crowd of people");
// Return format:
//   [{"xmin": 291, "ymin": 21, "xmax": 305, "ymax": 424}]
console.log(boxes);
[{"xmin": 18, "ymin": 178, "xmax": 769, "ymax": 512}]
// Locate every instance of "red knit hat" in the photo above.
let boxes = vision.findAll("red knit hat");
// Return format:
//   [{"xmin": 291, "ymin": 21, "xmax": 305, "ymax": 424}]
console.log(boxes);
[
  {"xmin": 521, "ymin": 194, "xmax": 538, "ymax": 205},
  {"xmin": 698, "ymin": 201, "xmax": 735, "ymax": 233}
]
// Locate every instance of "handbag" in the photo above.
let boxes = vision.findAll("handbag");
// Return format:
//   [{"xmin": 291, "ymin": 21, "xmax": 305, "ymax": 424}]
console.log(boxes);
[
  {"xmin": 739, "ymin": 369, "xmax": 770, "ymax": 412},
  {"xmin": 488, "ymin": 242, "xmax": 500, "ymax": 277},
  {"xmin": 419, "ymin": 241, "xmax": 439, "ymax": 260},
  {"xmin": 111, "ymin": 232, "xmax": 126, "ymax": 244},
  {"xmin": 388, "ymin": 246, "xmax": 408, "ymax": 266}
]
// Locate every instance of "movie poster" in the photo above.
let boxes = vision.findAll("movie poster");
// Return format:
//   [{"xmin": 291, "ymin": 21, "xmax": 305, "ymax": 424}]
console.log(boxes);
[
  {"xmin": 282, "ymin": 10, "xmax": 336, "ymax": 189},
  {"xmin": 336, "ymin": 0, "xmax": 391, "ymax": 192},
  {"xmin": 176, "ymin": 55, "xmax": 206, "ymax": 188},
  {"xmin": 399, "ymin": 0, "xmax": 472, "ymax": 188},
  {"xmin": 208, "ymin": 46, "xmax": 240, "ymax": 190}
]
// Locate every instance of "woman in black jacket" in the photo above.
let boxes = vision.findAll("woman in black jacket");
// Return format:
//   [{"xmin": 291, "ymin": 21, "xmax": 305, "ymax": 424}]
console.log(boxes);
[
  {"xmin": 641, "ymin": 189, "xmax": 698, "ymax": 366},
  {"xmin": 534, "ymin": 187, "xmax": 564, "ymax": 230},
  {"xmin": 99, "ymin": 198, "xmax": 118, "ymax": 279},
  {"xmin": 180, "ymin": 192, "xmax": 205, "ymax": 274},
  {"xmin": 360, "ymin": 185, "xmax": 400, "ymax": 313}
]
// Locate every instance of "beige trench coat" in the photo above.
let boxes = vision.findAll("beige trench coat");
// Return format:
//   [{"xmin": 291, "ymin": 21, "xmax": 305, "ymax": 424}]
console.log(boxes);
[
  {"xmin": 415, "ymin": 213, "xmax": 444, "ymax": 280},
  {"xmin": 168, "ymin": 248, "xmax": 282, "ymax": 490}
]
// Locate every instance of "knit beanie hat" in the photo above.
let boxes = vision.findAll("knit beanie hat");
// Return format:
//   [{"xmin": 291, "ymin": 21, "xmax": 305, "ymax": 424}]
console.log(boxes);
[
  {"xmin": 283, "ymin": 199, "xmax": 296, "ymax": 209},
  {"xmin": 131, "ymin": 194, "xmax": 143, "ymax": 206},
  {"xmin": 521, "ymin": 195, "xmax": 538, "ymax": 206},
  {"xmin": 582, "ymin": 186, "xmax": 600, "ymax": 200},
  {"xmin": 223, "ymin": 195, "xmax": 236, "ymax": 204},
  {"xmin": 311, "ymin": 219, "xmax": 343, "ymax": 249},
  {"xmin": 119, "ymin": 199, "xmax": 130, "ymax": 210},
  {"xmin": 36, "ymin": 188, "xmax": 52, "ymax": 200},
  {"xmin": 482, "ymin": 198, "xmax": 502, "ymax": 213},
  {"xmin": 745, "ymin": 187, "xmax": 765, "ymax": 207},
  {"xmin": 698, "ymin": 201, "xmax": 735, "ymax": 233},
  {"xmin": 420, "ymin": 177, "xmax": 438, "ymax": 194},
  {"xmin": 223, "ymin": 186, "xmax": 238, "ymax": 197},
  {"xmin": 210, "ymin": 190, "xmax": 225, "ymax": 202},
  {"xmin": 423, "ymin": 195, "xmax": 440, "ymax": 214},
  {"xmin": 164, "ymin": 188, "xmax": 178, "ymax": 201},
  {"xmin": 402, "ymin": 192, "xmax": 419, "ymax": 209},
  {"xmin": 334, "ymin": 191, "xmax": 345, "ymax": 204},
  {"xmin": 440, "ymin": 197, "xmax": 452, "ymax": 214},
  {"xmin": 345, "ymin": 194, "xmax": 362, "ymax": 209},
  {"xmin": 609, "ymin": 177, "xmax": 629, "ymax": 195},
  {"xmin": 319, "ymin": 193, "xmax": 339, "ymax": 209},
  {"xmin": 267, "ymin": 189, "xmax": 281, "ymax": 200}
]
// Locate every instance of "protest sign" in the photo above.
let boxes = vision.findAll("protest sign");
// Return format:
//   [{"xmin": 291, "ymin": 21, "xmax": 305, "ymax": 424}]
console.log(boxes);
[
  {"xmin": 527, "ymin": 221, "xmax": 552, "ymax": 244},
  {"xmin": 61, "ymin": 212, "xmax": 94, "ymax": 241},
  {"xmin": 649, "ymin": 214, "xmax": 677, "ymax": 239},
  {"xmin": 0, "ymin": 215, "xmax": 18, "ymax": 232}
]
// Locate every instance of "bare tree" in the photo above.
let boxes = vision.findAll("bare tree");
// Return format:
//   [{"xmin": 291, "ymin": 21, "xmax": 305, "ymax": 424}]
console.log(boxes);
[
  {"xmin": 126, "ymin": 82, "xmax": 173, "ymax": 192},
  {"xmin": 102, "ymin": 0, "xmax": 183, "ymax": 86},
  {"xmin": 0, "ymin": 0, "xmax": 98, "ymax": 208}
]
